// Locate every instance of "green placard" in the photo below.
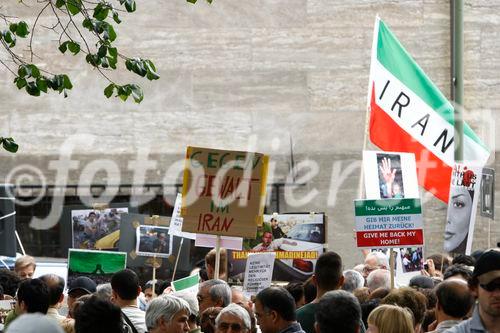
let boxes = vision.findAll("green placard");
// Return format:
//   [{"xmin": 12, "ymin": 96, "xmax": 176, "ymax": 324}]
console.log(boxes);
[{"xmin": 354, "ymin": 198, "xmax": 421, "ymax": 216}]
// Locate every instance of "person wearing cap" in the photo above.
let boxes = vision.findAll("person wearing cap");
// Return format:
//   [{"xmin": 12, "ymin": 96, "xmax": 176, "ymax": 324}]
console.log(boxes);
[
  {"xmin": 444, "ymin": 249, "xmax": 500, "ymax": 333},
  {"xmin": 67, "ymin": 276, "xmax": 97, "ymax": 318}
]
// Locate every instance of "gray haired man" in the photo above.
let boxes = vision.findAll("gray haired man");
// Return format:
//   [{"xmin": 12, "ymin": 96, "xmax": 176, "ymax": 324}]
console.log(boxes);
[
  {"xmin": 197, "ymin": 279, "xmax": 232, "ymax": 314},
  {"xmin": 215, "ymin": 303, "xmax": 251, "ymax": 333},
  {"xmin": 145, "ymin": 295, "xmax": 190, "ymax": 333}
]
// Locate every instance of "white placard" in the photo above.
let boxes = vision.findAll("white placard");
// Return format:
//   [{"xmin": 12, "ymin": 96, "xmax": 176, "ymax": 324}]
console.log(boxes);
[
  {"xmin": 195, "ymin": 234, "xmax": 243, "ymax": 251},
  {"xmin": 243, "ymin": 252, "xmax": 275, "ymax": 295},
  {"xmin": 169, "ymin": 193, "xmax": 196, "ymax": 240}
]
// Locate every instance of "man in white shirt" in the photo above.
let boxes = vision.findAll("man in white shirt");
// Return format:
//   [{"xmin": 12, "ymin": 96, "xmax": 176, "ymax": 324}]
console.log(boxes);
[{"xmin": 111, "ymin": 269, "xmax": 147, "ymax": 333}]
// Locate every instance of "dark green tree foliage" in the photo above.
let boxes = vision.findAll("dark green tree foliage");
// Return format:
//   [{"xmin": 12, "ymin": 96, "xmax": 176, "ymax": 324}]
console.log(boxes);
[{"xmin": 0, "ymin": 0, "xmax": 213, "ymax": 152}]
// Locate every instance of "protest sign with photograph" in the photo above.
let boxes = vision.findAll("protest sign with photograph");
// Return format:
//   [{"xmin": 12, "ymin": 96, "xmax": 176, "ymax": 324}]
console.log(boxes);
[
  {"xmin": 354, "ymin": 198, "xmax": 424, "ymax": 248},
  {"xmin": 243, "ymin": 252, "xmax": 275, "ymax": 295},
  {"xmin": 67, "ymin": 249, "xmax": 127, "ymax": 286},
  {"xmin": 181, "ymin": 146, "xmax": 269, "ymax": 238},
  {"xmin": 444, "ymin": 163, "xmax": 482, "ymax": 255},
  {"xmin": 363, "ymin": 150, "xmax": 424, "ymax": 272},
  {"xmin": 72, "ymin": 208, "xmax": 128, "ymax": 250},
  {"xmin": 136, "ymin": 225, "xmax": 173, "ymax": 258},
  {"xmin": 228, "ymin": 213, "xmax": 325, "ymax": 282}
]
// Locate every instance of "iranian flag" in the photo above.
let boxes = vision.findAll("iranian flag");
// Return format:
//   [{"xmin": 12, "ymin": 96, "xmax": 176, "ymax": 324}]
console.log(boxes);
[{"xmin": 368, "ymin": 17, "xmax": 490, "ymax": 202}]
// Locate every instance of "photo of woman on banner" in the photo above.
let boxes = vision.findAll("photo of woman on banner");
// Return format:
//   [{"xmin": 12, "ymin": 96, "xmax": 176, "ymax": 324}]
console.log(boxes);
[
  {"xmin": 444, "ymin": 185, "xmax": 474, "ymax": 254},
  {"xmin": 377, "ymin": 154, "xmax": 405, "ymax": 199}
]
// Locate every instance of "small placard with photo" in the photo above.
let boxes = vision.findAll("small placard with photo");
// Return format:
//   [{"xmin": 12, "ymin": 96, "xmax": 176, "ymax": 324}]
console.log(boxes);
[{"xmin": 136, "ymin": 225, "xmax": 173, "ymax": 258}]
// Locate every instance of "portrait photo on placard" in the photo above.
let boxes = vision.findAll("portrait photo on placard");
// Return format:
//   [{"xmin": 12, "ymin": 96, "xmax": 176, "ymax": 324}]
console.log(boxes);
[
  {"xmin": 72, "ymin": 208, "xmax": 128, "ymax": 250},
  {"xmin": 136, "ymin": 225, "xmax": 173, "ymax": 258}
]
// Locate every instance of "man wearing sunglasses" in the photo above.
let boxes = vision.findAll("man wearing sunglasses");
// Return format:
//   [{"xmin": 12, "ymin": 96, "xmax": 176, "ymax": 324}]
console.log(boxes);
[{"xmin": 444, "ymin": 248, "xmax": 500, "ymax": 333}]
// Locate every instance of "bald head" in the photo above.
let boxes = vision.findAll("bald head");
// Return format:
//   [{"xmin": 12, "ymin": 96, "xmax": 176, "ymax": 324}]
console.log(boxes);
[
  {"xmin": 435, "ymin": 279, "xmax": 474, "ymax": 319},
  {"xmin": 40, "ymin": 274, "xmax": 65, "ymax": 306}
]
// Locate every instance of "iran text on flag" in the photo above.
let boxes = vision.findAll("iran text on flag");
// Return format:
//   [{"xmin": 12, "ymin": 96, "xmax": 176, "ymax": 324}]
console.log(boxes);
[{"xmin": 368, "ymin": 17, "xmax": 489, "ymax": 202}]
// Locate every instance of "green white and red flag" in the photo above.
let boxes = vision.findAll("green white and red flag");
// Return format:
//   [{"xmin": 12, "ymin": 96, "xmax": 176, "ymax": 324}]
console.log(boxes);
[{"xmin": 368, "ymin": 17, "xmax": 489, "ymax": 202}]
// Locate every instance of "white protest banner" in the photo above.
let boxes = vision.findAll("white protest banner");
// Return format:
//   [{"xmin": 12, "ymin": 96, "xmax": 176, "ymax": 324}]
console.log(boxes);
[
  {"xmin": 354, "ymin": 198, "xmax": 423, "ymax": 248},
  {"xmin": 169, "ymin": 193, "xmax": 196, "ymax": 240},
  {"xmin": 171, "ymin": 273, "xmax": 200, "ymax": 294},
  {"xmin": 243, "ymin": 252, "xmax": 275, "ymax": 295},
  {"xmin": 195, "ymin": 234, "xmax": 243, "ymax": 251}
]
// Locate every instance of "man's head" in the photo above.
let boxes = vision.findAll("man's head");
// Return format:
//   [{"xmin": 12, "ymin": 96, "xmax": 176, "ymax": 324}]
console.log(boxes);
[
  {"xmin": 231, "ymin": 286, "xmax": 252, "ymax": 310},
  {"xmin": 197, "ymin": 279, "xmax": 231, "ymax": 314},
  {"xmin": 381, "ymin": 287, "xmax": 427, "ymax": 331},
  {"xmin": 366, "ymin": 269, "xmax": 390, "ymax": 292},
  {"xmin": 284, "ymin": 282, "xmax": 305, "ymax": 309},
  {"xmin": 314, "ymin": 290, "xmax": 361, "ymax": 333},
  {"xmin": 74, "ymin": 295, "xmax": 124, "ymax": 333},
  {"xmin": 313, "ymin": 251, "xmax": 344, "ymax": 292},
  {"xmin": 261, "ymin": 232, "xmax": 273, "ymax": 247},
  {"xmin": 146, "ymin": 295, "xmax": 190, "ymax": 333},
  {"xmin": 215, "ymin": 303, "xmax": 251, "ymax": 333},
  {"xmin": 434, "ymin": 279, "xmax": 473, "ymax": 320},
  {"xmin": 111, "ymin": 269, "xmax": 141, "ymax": 304},
  {"xmin": 39, "ymin": 274, "xmax": 65, "ymax": 307},
  {"xmin": 270, "ymin": 218, "xmax": 278, "ymax": 229},
  {"xmin": 0, "ymin": 268, "xmax": 21, "ymax": 297},
  {"xmin": 14, "ymin": 255, "xmax": 36, "ymax": 280},
  {"xmin": 443, "ymin": 264, "xmax": 473, "ymax": 282},
  {"xmin": 469, "ymin": 249, "xmax": 500, "ymax": 319},
  {"xmin": 172, "ymin": 291, "xmax": 200, "ymax": 329},
  {"xmin": 205, "ymin": 248, "xmax": 228, "ymax": 280},
  {"xmin": 16, "ymin": 278, "xmax": 50, "ymax": 315},
  {"xmin": 365, "ymin": 251, "xmax": 389, "ymax": 273},
  {"xmin": 342, "ymin": 270, "xmax": 365, "ymax": 293},
  {"xmin": 254, "ymin": 286, "xmax": 296, "ymax": 333},
  {"xmin": 67, "ymin": 276, "xmax": 97, "ymax": 310}
]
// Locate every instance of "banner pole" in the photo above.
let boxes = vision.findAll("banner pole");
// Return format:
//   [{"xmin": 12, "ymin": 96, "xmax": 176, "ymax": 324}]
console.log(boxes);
[
  {"xmin": 151, "ymin": 255, "xmax": 157, "ymax": 299},
  {"xmin": 214, "ymin": 235, "xmax": 221, "ymax": 280},
  {"xmin": 172, "ymin": 237, "xmax": 184, "ymax": 281},
  {"xmin": 389, "ymin": 248, "xmax": 395, "ymax": 289},
  {"xmin": 15, "ymin": 231, "xmax": 26, "ymax": 255}
]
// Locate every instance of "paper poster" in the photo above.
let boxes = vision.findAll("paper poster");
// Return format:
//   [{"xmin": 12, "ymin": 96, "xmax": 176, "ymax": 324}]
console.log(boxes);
[
  {"xmin": 228, "ymin": 213, "xmax": 325, "ymax": 282},
  {"xmin": 354, "ymin": 198, "xmax": 424, "ymax": 248},
  {"xmin": 71, "ymin": 207, "xmax": 128, "ymax": 250},
  {"xmin": 195, "ymin": 234, "xmax": 243, "ymax": 251},
  {"xmin": 169, "ymin": 193, "xmax": 196, "ymax": 240},
  {"xmin": 444, "ymin": 163, "xmax": 482, "ymax": 255},
  {"xmin": 363, "ymin": 151, "xmax": 419, "ymax": 200},
  {"xmin": 67, "ymin": 249, "xmax": 127, "ymax": 286},
  {"xmin": 135, "ymin": 225, "xmax": 173, "ymax": 258},
  {"xmin": 243, "ymin": 252, "xmax": 276, "ymax": 295},
  {"xmin": 181, "ymin": 146, "xmax": 269, "ymax": 238},
  {"xmin": 171, "ymin": 274, "xmax": 200, "ymax": 294}
]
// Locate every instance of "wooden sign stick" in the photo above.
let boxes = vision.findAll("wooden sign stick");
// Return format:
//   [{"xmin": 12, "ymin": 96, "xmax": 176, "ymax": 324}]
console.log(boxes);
[{"xmin": 214, "ymin": 235, "xmax": 221, "ymax": 280}]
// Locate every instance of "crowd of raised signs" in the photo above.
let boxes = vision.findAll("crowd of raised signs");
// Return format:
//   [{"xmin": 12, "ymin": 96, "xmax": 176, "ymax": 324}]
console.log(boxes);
[{"xmin": 0, "ymin": 247, "xmax": 499, "ymax": 333}]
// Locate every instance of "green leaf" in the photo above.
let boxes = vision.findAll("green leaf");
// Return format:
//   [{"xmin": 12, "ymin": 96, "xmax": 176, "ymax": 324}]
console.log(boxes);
[
  {"xmin": 124, "ymin": 0, "xmax": 136, "ymax": 12},
  {"xmin": 62, "ymin": 75, "xmax": 73, "ymax": 90},
  {"xmin": 108, "ymin": 47, "xmax": 117, "ymax": 58},
  {"xmin": 55, "ymin": 0, "xmax": 66, "ymax": 9},
  {"xmin": 25, "ymin": 81, "xmax": 41, "ymax": 96},
  {"xmin": 66, "ymin": 0, "xmax": 82, "ymax": 15},
  {"xmin": 98, "ymin": 45, "xmax": 107, "ymax": 58},
  {"xmin": 17, "ymin": 65, "xmax": 30, "ymax": 78},
  {"xmin": 14, "ymin": 21, "xmax": 29, "ymax": 38},
  {"xmin": 186, "ymin": 0, "xmax": 197, "ymax": 3},
  {"xmin": 104, "ymin": 24, "xmax": 117, "ymax": 42},
  {"xmin": 145, "ymin": 61, "xmax": 160, "ymax": 80},
  {"xmin": 28, "ymin": 64, "xmax": 40, "ymax": 79},
  {"xmin": 59, "ymin": 41, "xmax": 68, "ymax": 53},
  {"xmin": 107, "ymin": 56, "xmax": 117, "ymax": 69},
  {"xmin": 117, "ymin": 85, "xmax": 129, "ymax": 101},
  {"xmin": 112, "ymin": 10, "xmax": 122, "ymax": 24},
  {"xmin": 36, "ymin": 77, "xmax": 48, "ymax": 93},
  {"xmin": 1, "ymin": 138, "xmax": 19, "ymax": 153},
  {"xmin": 129, "ymin": 84, "xmax": 143, "ymax": 103},
  {"xmin": 14, "ymin": 77, "xmax": 27, "ymax": 89},
  {"xmin": 68, "ymin": 41, "xmax": 80, "ymax": 54},
  {"xmin": 9, "ymin": 23, "xmax": 17, "ymax": 33},
  {"xmin": 93, "ymin": 3, "xmax": 109, "ymax": 21},
  {"xmin": 125, "ymin": 59, "xmax": 133, "ymax": 71},
  {"xmin": 3, "ymin": 30, "xmax": 16, "ymax": 47},
  {"xmin": 104, "ymin": 83, "xmax": 115, "ymax": 98},
  {"xmin": 82, "ymin": 18, "xmax": 93, "ymax": 30}
]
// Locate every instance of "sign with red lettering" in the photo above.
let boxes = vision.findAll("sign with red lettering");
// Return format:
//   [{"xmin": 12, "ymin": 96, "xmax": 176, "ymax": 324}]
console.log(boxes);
[
  {"xmin": 180, "ymin": 146, "xmax": 269, "ymax": 238},
  {"xmin": 354, "ymin": 198, "xmax": 423, "ymax": 248}
]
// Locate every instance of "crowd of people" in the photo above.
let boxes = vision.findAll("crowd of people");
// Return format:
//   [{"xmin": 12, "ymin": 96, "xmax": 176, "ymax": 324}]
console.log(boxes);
[{"xmin": 0, "ymin": 247, "xmax": 498, "ymax": 333}]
